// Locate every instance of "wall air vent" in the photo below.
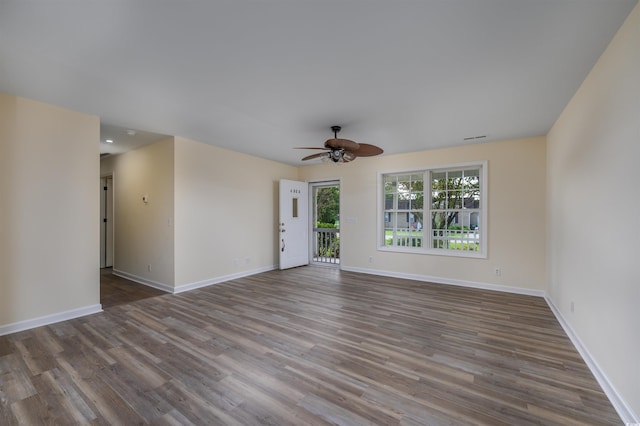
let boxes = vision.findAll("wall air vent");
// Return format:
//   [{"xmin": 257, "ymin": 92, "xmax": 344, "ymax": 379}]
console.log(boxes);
[{"xmin": 463, "ymin": 135, "xmax": 487, "ymax": 141}]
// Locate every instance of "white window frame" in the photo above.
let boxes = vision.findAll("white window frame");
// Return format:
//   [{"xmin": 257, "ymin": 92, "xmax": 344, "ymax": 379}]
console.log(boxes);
[{"xmin": 377, "ymin": 161, "xmax": 488, "ymax": 258}]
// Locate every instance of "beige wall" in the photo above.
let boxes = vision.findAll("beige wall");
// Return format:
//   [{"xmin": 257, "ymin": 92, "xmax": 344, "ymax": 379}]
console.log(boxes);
[
  {"xmin": 100, "ymin": 138, "xmax": 175, "ymax": 290},
  {"xmin": 299, "ymin": 137, "xmax": 547, "ymax": 292},
  {"xmin": 547, "ymin": 3, "xmax": 640, "ymax": 417},
  {"xmin": 0, "ymin": 94, "xmax": 99, "ymax": 327},
  {"xmin": 4, "ymin": 4, "xmax": 638, "ymax": 411},
  {"xmin": 173, "ymin": 137, "xmax": 298, "ymax": 288},
  {"xmin": 100, "ymin": 136, "xmax": 298, "ymax": 291}
]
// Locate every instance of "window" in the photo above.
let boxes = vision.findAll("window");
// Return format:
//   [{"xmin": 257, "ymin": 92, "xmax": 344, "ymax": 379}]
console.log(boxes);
[
  {"xmin": 383, "ymin": 173, "xmax": 424, "ymax": 248},
  {"xmin": 380, "ymin": 162, "xmax": 486, "ymax": 257}
]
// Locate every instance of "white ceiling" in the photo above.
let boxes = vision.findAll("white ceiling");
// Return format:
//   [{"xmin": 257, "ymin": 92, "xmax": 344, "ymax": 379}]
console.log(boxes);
[{"xmin": 1, "ymin": 1, "xmax": 637, "ymax": 165}]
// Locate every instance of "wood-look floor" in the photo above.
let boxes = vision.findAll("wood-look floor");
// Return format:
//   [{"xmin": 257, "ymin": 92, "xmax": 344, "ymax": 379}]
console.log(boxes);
[
  {"xmin": 0, "ymin": 267, "xmax": 620, "ymax": 425},
  {"xmin": 100, "ymin": 268, "xmax": 167, "ymax": 309}
]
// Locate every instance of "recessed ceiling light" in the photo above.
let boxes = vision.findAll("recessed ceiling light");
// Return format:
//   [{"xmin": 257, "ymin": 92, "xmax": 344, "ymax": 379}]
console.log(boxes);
[
  {"xmin": 126, "ymin": 130, "xmax": 136, "ymax": 136},
  {"xmin": 105, "ymin": 139, "xmax": 114, "ymax": 144}
]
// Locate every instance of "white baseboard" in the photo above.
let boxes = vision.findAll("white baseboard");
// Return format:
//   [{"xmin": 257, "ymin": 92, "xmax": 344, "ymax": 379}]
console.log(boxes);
[
  {"xmin": 0, "ymin": 265, "xmax": 276, "ymax": 336},
  {"xmin": 113, "ymin": 266, "xmax": 278, "ymax": 294},
  {"xmin": 112, "ymin": 269, "xmax": 175, "ymax": 293},
  {"xmin": 340, "ymin": 265, "xmax": 546, "ymax": 297},
  {"xmin": 339, "ymin": 266, "xmax": 636, "ymax": 423},
  {"xmin": 4, "ymin": 265, "xmax": 633, "ymax": 422},
  {"xmin": 545, "ymin": 297, "xmax": 638, "ymax": 424},
  {"xmin": 174, "ymin": 265, "xmax": 277, "ymax": 294},
  {"xmin": 0, "ymin": 304, "xmax": 103, "ymax": 336}
]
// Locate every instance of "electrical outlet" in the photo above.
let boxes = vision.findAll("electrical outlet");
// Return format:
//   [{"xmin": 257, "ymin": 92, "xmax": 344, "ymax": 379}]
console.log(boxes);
[
  {"xmin": 494, "ymin": 267, "xmax": 501, "ymax": 276},
  {"xmin": 147, "ymin": 264, "xmax": 151, "ymax": 272},
  {"xmin": 571, "ymin": 301, "xmax": 575, "ymax": 313},
  {"xmin": 369, "ymin": 256, "xmax": 373, "ymax": 263}
]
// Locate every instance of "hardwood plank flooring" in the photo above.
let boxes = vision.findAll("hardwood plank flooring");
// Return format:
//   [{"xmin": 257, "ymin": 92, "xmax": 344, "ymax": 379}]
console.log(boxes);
[
  {"xmin": 100, "ymin": 267, "xmax": 166, "ymax": 309},
  {"xmin": 0, "ymin": 267, "xmax": 620, "ymax": 424}
]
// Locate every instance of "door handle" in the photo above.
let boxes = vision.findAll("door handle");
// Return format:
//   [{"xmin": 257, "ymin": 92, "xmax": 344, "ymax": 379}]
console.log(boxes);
[{"xmin": 281, "ymin": 238, "xmax": 285, "ymax": 252}]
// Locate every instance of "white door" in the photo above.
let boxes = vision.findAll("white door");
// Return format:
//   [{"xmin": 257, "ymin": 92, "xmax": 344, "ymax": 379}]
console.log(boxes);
[{"xmin": 279, "ymin": 179, "xmax": 309, "ymax": 269}]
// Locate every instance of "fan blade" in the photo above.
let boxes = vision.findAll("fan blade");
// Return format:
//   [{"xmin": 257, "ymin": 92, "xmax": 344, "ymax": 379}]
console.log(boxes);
[
  {"xmin": 325, "ymin": 138, "xmax": 359, "ymax": 151},
  {"xmin": 351, "ymin": 143, "xmax": 383, "ymax": 157},
  {"xmin": 294, "ymin": 147, "xmax": 330, "ymax": 150},
  {"xmin": 302, "ymin": 152, "xmax": 329, "ymax": 161}
]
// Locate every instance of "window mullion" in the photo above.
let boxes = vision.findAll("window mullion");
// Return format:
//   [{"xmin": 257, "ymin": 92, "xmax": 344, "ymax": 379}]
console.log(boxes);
[
  {"xmin": 381, "ymin": 163, "xmax": 484, "ymax": 256},
  {"xmin": 392, "ymin": 181, "xmax": 398, "ymax": 245},
  {"xmin": 424, "ymin": 170, "xmax": 429, "ymax": 250}
]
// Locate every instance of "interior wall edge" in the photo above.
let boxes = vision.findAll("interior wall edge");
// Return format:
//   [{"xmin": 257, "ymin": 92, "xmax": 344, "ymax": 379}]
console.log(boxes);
[
  {"xmin": 340, "ymin": 265, "xmax": 546, "ymax": 298},
  {"xmin": 111, "ymin": 269, "xmax": 174, "ymax": 294},
  {"xmin": 343, "ymin": 263, "xmax": 636, "ymax": 423},
  {"xmin": 0, "ymin": 304, "xmax": 103, "ymax": 337},
  {"xmin": 545, "ymin": 296, "xmax": 638, "ymax": 423},
  {"xmin": 173, "ymin": 264, "xmax": 277, "ymax": 294}
]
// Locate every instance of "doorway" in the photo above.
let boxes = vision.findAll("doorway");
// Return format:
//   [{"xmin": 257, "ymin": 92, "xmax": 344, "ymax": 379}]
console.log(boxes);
[
  {"xmin": 98, "ymin": 175, "xmax": 167, "ymax": 307},
  {"xmin": 99, "ymin": 176, "xmax": 113, "ymax": 268},
  {"xmin": 311, "ymin": 181, "xmax": 340, "ymax": 265}
]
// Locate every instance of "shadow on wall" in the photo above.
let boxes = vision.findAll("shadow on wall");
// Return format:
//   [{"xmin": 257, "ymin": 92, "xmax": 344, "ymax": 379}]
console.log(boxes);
[
  {"xmin": 0, "ymin": 127, "xmax": 16, "ymax": 328},
  {"xmin": 273, "ymin": 180, "xmax": 280, "ymax": 266}
]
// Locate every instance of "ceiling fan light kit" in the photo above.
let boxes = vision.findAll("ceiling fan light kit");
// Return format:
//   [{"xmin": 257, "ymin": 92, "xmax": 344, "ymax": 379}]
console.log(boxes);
[{"xmin": 297, "ymin": 125, "xmax": 383, "ymax": 163}]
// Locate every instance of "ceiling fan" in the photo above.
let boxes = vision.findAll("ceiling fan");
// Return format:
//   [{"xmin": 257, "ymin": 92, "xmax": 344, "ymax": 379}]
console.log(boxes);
[{"xmin": 296, "ymin": 126, "xmax": 383, "ymax": 163}]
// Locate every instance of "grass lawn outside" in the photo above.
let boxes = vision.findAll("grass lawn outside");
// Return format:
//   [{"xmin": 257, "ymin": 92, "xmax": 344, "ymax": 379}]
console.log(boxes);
[{"xmin": 384, "ymin": 229, "xmax": 479, "ymax": 251}]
